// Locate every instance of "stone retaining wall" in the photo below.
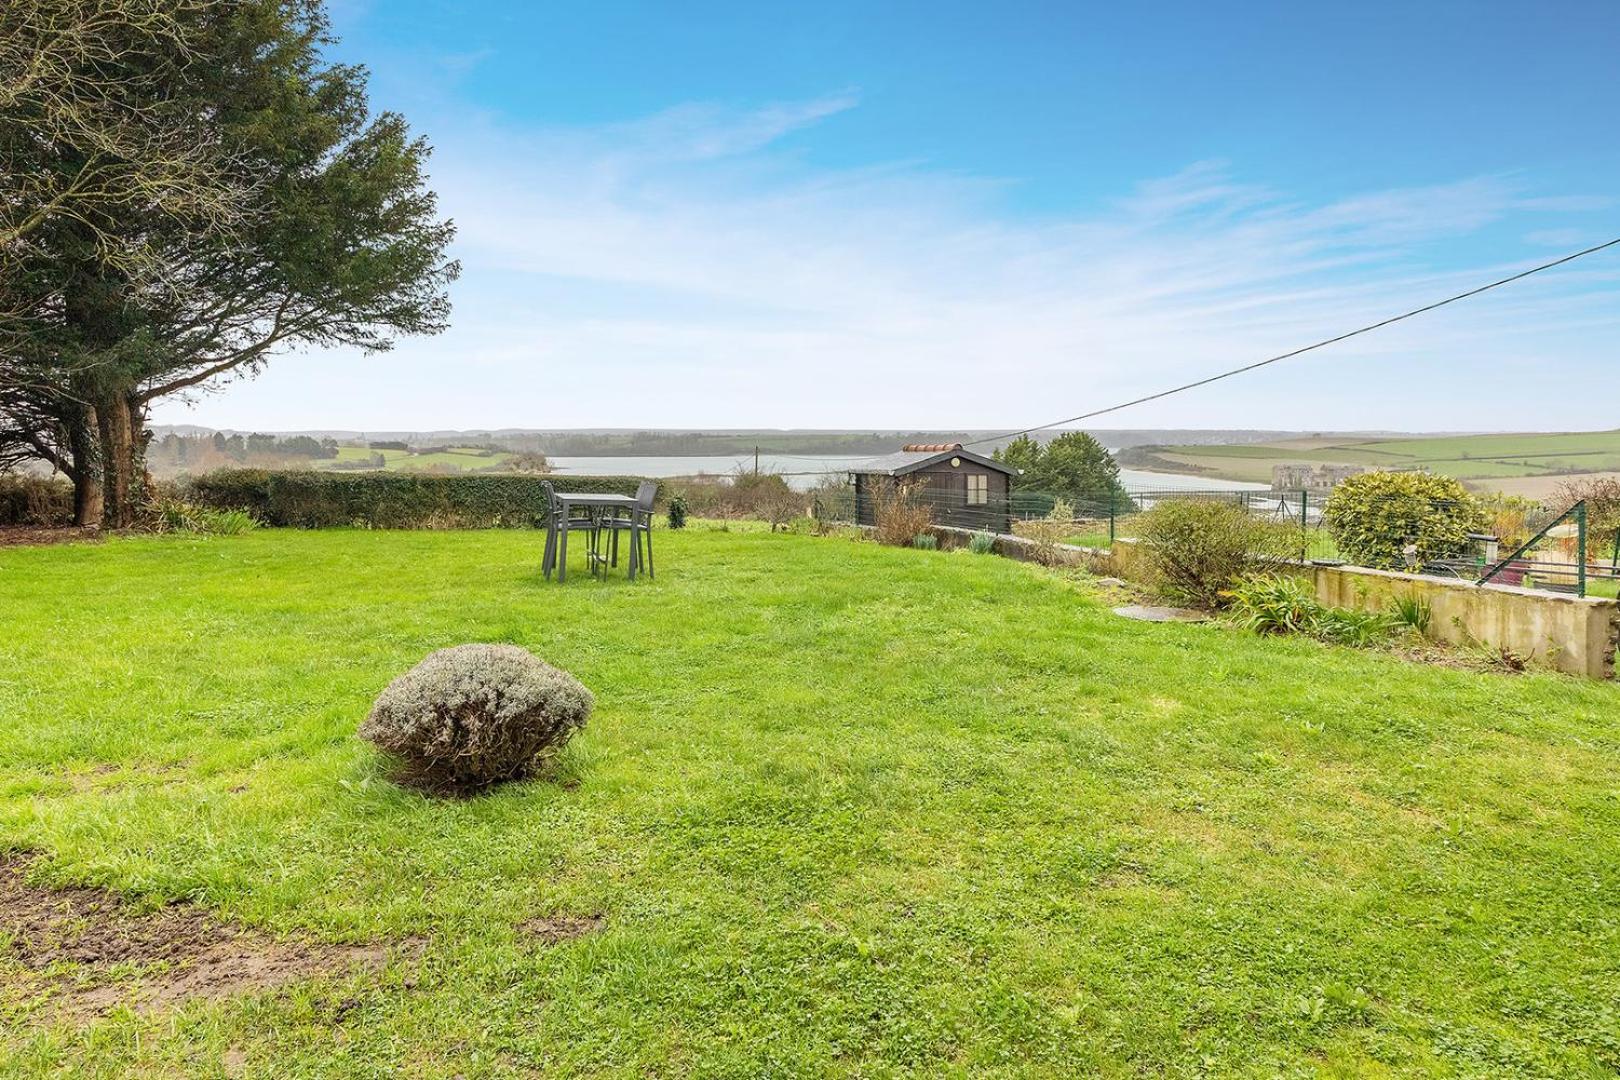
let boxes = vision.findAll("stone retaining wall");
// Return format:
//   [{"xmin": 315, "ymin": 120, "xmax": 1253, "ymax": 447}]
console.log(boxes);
[{"xmin": 930, "ymin": 526, "xmax": 1619, "ymax": 679}]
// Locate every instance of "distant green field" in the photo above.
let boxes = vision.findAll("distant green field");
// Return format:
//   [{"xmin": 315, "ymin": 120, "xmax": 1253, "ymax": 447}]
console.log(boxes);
[
  {"xmin": 324, "ymin": 446, "xmax": 518, "ymax": 472},
  {"xmin": 1134, "ymin": 431, "xmax": 1620, "ymax": 490}
]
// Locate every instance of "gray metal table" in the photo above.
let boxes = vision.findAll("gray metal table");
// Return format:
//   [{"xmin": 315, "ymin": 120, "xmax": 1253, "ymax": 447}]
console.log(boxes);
[{"xmin": 552, "ymin": 492, "xmax": 641, "ymax": 582}]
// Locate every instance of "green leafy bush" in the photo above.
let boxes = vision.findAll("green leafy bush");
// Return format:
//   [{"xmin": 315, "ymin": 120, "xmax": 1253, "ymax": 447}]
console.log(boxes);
[
  {"xmin": 912, "ymin": 532, "xmax": 938, "ymax": 550},
  {"xmin": 1226, "ymin": 574, "xmax": 1393, "ymax": 647},
  {"xmin": 1323, "ymin": 471, "xmax": 1485, "ymax": 569},
  {"xmin": 1138, "ymin": 498, "xmax": 1297, "ymax": 609},
  {"xmin": 1225, "ymin": 574, "xmax": 1321, "ymax": 635},
  {"xmin": 0, "ymin": 475, "xmax": 73, "ymax": 526},
  {"xmin": 150, "ymin": 498, "xmax": 260, "ymax": 536},
  {"xmin": 666, "ymin": 493, "xmax": 689, "ymax": 529},
  {"xmin": 1313, "ymin": 606, "xmax": 1396, "ymax": 647},
  {"xmin": 1388, "ymin": 593, "xmax": 1433, "ymax": 635},
  {"xmin": 185, "ymin": 470, "xmax": 655, "ymax": 529},
  {"xmin": 967, "ymin": 531, "xmax": 996, "ymax": 555},
  {"xmin": 360, "ymin": 644, "xmax": 593, "ymax": 791}
]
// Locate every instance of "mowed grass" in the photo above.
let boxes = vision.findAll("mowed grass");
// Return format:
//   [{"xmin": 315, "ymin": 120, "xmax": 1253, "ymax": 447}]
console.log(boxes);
[{"xmin": 2, "ymin": 528, "xmax": 1619, "ymax": 1077}]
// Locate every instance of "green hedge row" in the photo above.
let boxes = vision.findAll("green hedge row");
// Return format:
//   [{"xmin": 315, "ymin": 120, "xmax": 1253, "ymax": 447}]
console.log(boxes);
[
  {"xmin": 0, "ymin": 475, "xmax": 74, "ymax": 527},
  {"xmin": 185, "ymin": 469, "xmax": 658, "ymax": 529}
]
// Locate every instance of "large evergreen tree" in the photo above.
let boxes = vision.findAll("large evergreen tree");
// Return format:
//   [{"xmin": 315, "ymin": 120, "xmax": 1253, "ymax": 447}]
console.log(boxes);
[
  {"xmin": 993, "ymin": 430, "xmax": 1124, "ymax": 507},
  {"xmin": 1, "ymin": 0, "xmax": 458, "ymax": 526}
]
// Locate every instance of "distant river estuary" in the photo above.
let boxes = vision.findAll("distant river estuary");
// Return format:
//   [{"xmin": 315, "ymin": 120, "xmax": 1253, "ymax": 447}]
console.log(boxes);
[{"xmin": 544, "ymin": 454, "xmax": 1266, "ymax": 493}]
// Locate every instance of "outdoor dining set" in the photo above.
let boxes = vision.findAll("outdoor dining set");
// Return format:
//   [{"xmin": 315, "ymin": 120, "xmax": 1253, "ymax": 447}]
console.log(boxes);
[{"xmin": 540, "ymin": 479, "xmax": 657, "ymax": 582}]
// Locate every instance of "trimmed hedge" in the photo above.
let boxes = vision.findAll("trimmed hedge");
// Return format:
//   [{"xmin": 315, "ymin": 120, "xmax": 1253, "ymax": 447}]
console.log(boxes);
[
  {"xmin": 185, "ymin": 469, "xmax": 658, "ymax": 529},
  {"xmin": 0, "ymin": 475, "xmax": 74, "ymax": 527}
]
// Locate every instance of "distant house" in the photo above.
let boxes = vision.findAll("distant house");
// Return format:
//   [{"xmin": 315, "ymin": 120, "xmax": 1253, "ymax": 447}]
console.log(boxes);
[
  {"xmin": 1271, "ymin": 463, "xmax": 1365, "ymax": 492},
  {"xmin": 848, "ymin": 443, "xmax": 1018, "ymax": 533}
]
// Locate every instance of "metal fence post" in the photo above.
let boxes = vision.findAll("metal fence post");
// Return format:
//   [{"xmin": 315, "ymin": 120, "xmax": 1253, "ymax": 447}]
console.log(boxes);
[
  {"xmin": 1109, "ymin": 490, "xmax": 1116, "ymax": 545},
  {"xmin": 1299, "ymin": 490, "xmax": 1309, "ymax": 561},
  {"xmin": 1578, "ymin": 502, "xmax": 1587, "ymax": 598}
]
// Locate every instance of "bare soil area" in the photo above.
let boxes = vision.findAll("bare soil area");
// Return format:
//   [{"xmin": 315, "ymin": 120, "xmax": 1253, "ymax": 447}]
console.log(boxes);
[{"xmin": 1, "ymin": 856, "xmax": 417, "ymax": 1024}]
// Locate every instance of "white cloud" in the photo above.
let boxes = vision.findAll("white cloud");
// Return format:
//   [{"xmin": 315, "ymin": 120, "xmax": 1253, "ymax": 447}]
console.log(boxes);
[{"xmin": 153, "ymin": 97, "xmax": 1620, "ymax": 432}]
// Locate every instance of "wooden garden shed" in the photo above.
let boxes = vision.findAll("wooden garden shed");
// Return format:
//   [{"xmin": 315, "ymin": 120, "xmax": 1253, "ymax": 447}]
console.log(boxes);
[{"xmin": 849, "ymin": 444, "xmax": 1018, "ymax": 533}]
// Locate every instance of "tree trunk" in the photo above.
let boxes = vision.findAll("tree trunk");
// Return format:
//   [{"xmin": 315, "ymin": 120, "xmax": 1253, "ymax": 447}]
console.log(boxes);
[
  {"xmin": 97, "ymin": 396, "xmax": 142, "ymax": 529},
  {"xmin": 70, "ymin": 407, "xmax": 104, "ymax": 527}
]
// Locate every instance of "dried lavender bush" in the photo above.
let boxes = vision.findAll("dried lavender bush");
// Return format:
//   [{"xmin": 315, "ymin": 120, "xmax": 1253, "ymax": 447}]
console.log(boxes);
[{"xmin": 360, "ymin": 644, "xmax": 593, "ymax": 791}]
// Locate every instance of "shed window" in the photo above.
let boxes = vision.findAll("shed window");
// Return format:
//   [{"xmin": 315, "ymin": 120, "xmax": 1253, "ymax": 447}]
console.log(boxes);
[{"xmin": 966, "ymin": 474, "xmax": 988, "ymax": 505}]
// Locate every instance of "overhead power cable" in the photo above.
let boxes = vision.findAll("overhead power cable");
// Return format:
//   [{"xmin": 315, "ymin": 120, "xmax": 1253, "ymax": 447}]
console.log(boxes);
[{"xmin": 958, "ymin": 235, "xmax": 1620, "ymax": 450}]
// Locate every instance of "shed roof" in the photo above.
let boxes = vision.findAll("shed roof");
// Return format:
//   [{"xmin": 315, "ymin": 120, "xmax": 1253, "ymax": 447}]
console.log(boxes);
[{"xmin": 847, "ymin": 444, "xmax": 1017, "ymax": 478}]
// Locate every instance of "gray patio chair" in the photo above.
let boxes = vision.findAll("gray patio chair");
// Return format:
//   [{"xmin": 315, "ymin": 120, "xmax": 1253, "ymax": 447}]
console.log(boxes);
[
  {"xmin": 600, "ymin": 479, "xmax": 658, "ymax": 578},
  {"xmin": 540, "ymin": 481, "xmax": 600, "ymax": 580}
]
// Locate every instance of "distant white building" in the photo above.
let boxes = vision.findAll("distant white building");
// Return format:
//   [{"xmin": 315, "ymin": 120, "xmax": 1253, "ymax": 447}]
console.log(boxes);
[{"xmin": 1271, "ymin": 463, "xmax": 1365, "ymax": 492}]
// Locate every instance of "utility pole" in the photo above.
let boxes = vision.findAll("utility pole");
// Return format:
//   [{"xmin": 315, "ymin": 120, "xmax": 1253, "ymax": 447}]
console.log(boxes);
[{"xmin": 754, "ymin": 445, "xmax": 760, "ymax": 476}]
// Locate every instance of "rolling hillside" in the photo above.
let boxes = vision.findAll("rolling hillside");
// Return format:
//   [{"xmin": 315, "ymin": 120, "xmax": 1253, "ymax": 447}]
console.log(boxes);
[{"xmin": 1121, "ymin": 430, "xmax": 1620, "ymax": 495}]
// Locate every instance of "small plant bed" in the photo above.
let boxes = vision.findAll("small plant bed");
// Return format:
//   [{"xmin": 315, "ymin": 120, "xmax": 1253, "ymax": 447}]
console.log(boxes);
[{"xmin": 1222, "ymin": 574, "xmax": 1538, "ymax": 675}]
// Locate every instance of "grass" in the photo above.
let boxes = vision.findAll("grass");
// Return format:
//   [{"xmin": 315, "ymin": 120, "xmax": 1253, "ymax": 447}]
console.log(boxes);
[
  {"xmin": 324, "ymin": 445, "xmax": 518, "ymax": 472},
  {"xmin": 2, "ymin": 528, "xmax": 1620, "ymax": 1076},
  {"xmin": 1133, "ymin": 429, "xmax": 1620, "ymax": 489}
]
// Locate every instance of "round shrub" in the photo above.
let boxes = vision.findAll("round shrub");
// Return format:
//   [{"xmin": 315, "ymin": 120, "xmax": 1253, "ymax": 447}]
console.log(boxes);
[
  {"xmin": 1323, "ymin": 471, "xmax": 1485, "ymax": 570},
  {"xmin": 360, "ymin": 644, "xmax": 593, "ymax": 790},
  {"xmin": 1137, "ymin": 497, "xmax": 1298, "ymax": 609}
]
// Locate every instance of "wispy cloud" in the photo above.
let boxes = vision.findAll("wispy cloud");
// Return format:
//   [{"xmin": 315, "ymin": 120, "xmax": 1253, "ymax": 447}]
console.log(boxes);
[{"xmin": 156, "ymin": 96, "xmax": 1620, "ymax": 431}]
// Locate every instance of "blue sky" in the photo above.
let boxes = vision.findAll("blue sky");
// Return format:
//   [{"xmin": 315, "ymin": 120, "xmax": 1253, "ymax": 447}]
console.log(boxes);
[{"xmin": 156, "ymin": 1, "xmax": 1620, "ymax": 432}]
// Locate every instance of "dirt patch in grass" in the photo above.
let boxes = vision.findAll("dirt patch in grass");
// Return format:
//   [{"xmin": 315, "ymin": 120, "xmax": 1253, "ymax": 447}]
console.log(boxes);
[
  {"xmin": 519, "ymin": 913, "xmax": 602, "ymax": 944},
  {"xmin": 0, "ymin": 526, "xmax": 100, "ymax": 548},
  {"xmin": 0, "ymin": 856, "xmax": 419, "ymax": 1024}
]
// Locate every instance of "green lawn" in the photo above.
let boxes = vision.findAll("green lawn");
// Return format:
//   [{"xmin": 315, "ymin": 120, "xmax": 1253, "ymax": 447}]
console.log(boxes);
[{"xmin": 2, "ymin": 528, "xmax": 1619, "ymax": 1076}]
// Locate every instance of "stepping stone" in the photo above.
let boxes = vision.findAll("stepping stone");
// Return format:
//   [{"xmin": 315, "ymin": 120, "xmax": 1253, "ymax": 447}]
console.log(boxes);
[
  {"xmin": 1112, "ymin": 605, "xmax": 1208, "ymax": 623},
  {"xmin": 1093, "ymin": 577, "xmax": 1127, "ymax": 587}
]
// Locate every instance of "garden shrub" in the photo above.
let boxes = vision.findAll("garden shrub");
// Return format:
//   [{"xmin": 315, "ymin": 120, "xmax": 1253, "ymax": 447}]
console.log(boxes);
[
  {"xmin": 1225, "ymin": 574, "xmax": 1320, "ymax": 635},
  {"xmin": 967, "ymin": 531, "xmax": 996, "ymax": 555},
  {"xmin": 1226, "ymin": 574, "xmax": 1394, "ymax": 647},
  {"xmin": 666, "ymin": 493, "xmax": 689, "ymax": 529},
  {"xmin": 1323, "ymin": 471, "xmax": 1485, "ymax": 569},
  {"xmin": 360, "ymin": 644, "xmax": 593, "ymax": 791},
  {"xmin": 912, "ymin": 532, "xmax": 938, "ymax": 550},
  {"xmin": 186, "ymin": 470, "xmax": 655, "ymax": 528},
  {"xmin": 1389, "ymin": 592, "xmax": 1433, "ymax": 635},
  {"xmin": 1012, "ymin": 502, "xmax": 1074, "ymax": 567},
  {"xmin": 1553, "ymin": 476, "xmax": 1620, "ymax": 551},
  {"xmin": 148, "ymin": 497, "xmax": 259, "ymax": 536},
  {"xmin": 1138, "ymin": 497, "xmax": 1296, "ymax": 609},
  {"xmin": 0, "ymin": 475, "xmax": 73, "ymax": 526},
  {"xmin": 1472, "ymin": 491, "xmax": 1543, "ymax": 549},
  {"xmin": 872, "ymin": 479, "xmax": 932, "ymax": 547}
]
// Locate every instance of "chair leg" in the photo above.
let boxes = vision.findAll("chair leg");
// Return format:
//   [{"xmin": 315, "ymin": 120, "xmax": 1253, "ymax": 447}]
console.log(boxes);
[
  {"xmin": 643, "ymin": 517, "xmax": 653, "ymax": 578},
  {"xmin": 543, "ymin": 523, "xmax": 556, "ymax": 578}
]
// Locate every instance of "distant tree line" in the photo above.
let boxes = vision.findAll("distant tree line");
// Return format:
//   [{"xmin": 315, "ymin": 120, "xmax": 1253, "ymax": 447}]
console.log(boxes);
[{"xmin": 145, "ymin": 431, "xmax": 338, "ymax": 476}]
